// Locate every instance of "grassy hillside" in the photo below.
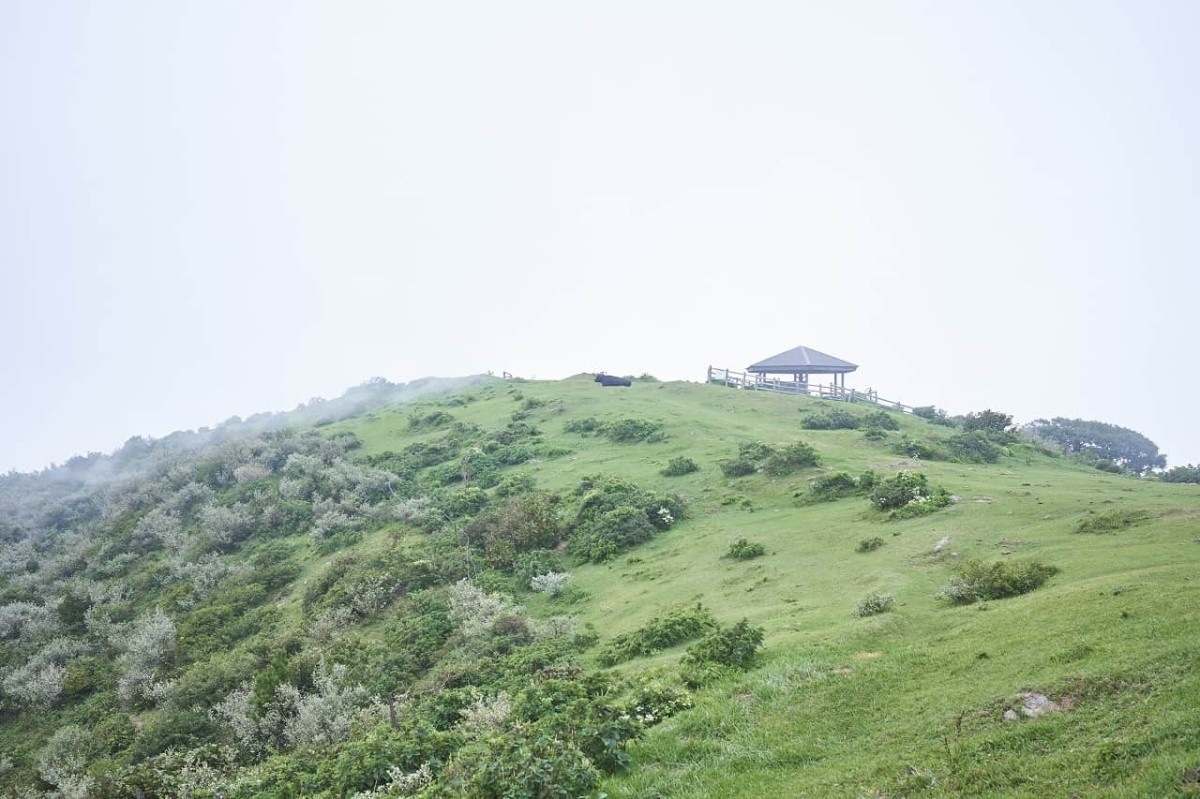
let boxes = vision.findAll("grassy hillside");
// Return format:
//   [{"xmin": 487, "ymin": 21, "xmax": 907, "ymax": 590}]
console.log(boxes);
[{"xmin": 1, "ymin": 375, "xmax": 1197, "ymax": 797}]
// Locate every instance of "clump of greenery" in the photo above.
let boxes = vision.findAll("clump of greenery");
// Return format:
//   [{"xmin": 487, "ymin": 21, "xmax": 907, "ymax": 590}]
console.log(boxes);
[
  {"xmin": 1161, "ymin": 464, "xmax": 1200, "ymax": 483},
  {"xmin": 762, "ymin": 442, "xmax": 820, "ymax": 476},
  {"xmin": 726, "ymin": 538, "xmax": 766, "ymax": 560},
  {"xmin": 680, "ymin": 619, "xmax": 765, "ymax": 686},
  {"xmin": 913, "ymin": 405, "xmax": 955, "ymax": 426},
  {"xmin": 566, "ymin": 476, "xmax": 684, "ymax": 563},
  {"xmin": 1075, "ymin": 508, "xmax": 1150, "ymax": 534},
  {"xmin": 661, "ymin": 457, "xmax": 699, "ymax": 477},
  {"xmin": 719, "ymin": 441, "xmax": 779, "ymax": 477},
  {"xmin": 801, "ymin": 410, "xmax": 862, "ymax": 430},
  {"xmin": 854, "ymin": 592, "xmax": 894, "ymax": 616},
  {"xmin": 564, "ymin": 417, "xmax": 665, "ymax": 443},
  {"xmin": 945, "ymin": 431, "xmax": 1003, "ymax": 463},
  {"xmin": 891, "ymin": 437, "xmax": 948, "ymax": 461},
  {"xmin": 868, "ymin": 471, "xmax": 951, "ymax": 519},
  {"xmin": 937, "ymin": 559, "xmax": 1059, "ymax": 604},
  {"xmin": 862, "ymin": 410, "xmax": 900, "ymax": 431},
  {"xmin": 807, "ymin": 471, "xmax": 877, "ymax": 503},
  {"xmin": 856, "ymin": 536, "xmax": 885, "ymax": 553},
  {"xmin": 408, "ymin": 409, "xmax": 455, "ymax": 430},
  {"xmin": 597, "ymin": 604, "xmax": 718, "ymax": 666},
  {"xmin": 862, "ymin": 427, "xmax": 889, "ymax": 442}
]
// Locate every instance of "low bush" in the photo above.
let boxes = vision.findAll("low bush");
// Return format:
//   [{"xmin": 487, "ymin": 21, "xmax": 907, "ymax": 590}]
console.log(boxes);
[
  {"xmin": 808, "ymin": 471, "xmax": 868, "ymax": 502},
  {"xmin": 1161, "ymin": 464, "xmax": 1200, "ymax": 483},
  {"xmin": 801, "ymin": 410, "xmax": 861, "ymax": 430},
  {"xmin": 1075, "ymin": 508, "xmax": 1150, "ymax": 534},
  {"xmin": 913, "ymin": 406, "xmax": 955, "ymax": 426},
  {"xmin": 682, "ymin": 619, "xmax": 764, "ymax": 671},
  {"xmin": 891, "ymin": 437, "xmax": 948, "ymax": 461},
  {"xmin": 726, "ymin": 538, "xmax": 766, "ymax": 560},
  {"xmin": 565, "ymin": 417, "xmax": 665, "ymax": 443},
  {"xmin": 738, "ymin": 441, "xmax": 776, "ymax": 461},
  {"xmin": 854, "ymin": 592, "xmax": 894, "ymax": 616},
  {"xmin": 566, "ymin": 477, "xmax": 683, "ymax": 563},
  {"xmin": 862, "ymin": 410, "xmax": 901, "ymax": 430},
  {"xmin": 408, "ymin": 410, "xmax": 455, "ymax": 430},
  {"xmin": 868, "ymin": 471, "xmax": 951, "ymax": 520},
  {"xmin": 937, "ymin": 559, "xmax": 1058, "ymax": 604},
  {"xmin": 720, "ymin": 458, "xmax": 757, "ymax": 478},
  {"xmin": 862, "ymin": 427, "xmax": 889, "ymax": 441},
  {"xmin": 597, "ymin": 604, "xmax": 718, "ymax": 666},
  {"xmin": 946, "ymin": 431, "xmax": 1002, "ymax": 463},
  {"xmin": 661, "ymin": 457, "xmax": 699, "ymax": 477},
  {"xmin": 1094, "ymin": 459, "xmax": 1124, "ymax": 474},
  {"xmin": 856, "ymin": 537, "xmax": 884, "ymax": 553},
  {"xmin": 763, "ymin": 442, "xmax": 820, "ymax": 476}
]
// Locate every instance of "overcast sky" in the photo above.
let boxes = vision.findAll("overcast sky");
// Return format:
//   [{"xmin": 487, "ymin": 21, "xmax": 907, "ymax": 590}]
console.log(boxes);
[{"xmin": 2, "ymin": 1, "xmax": 1198, "ymax": 473}]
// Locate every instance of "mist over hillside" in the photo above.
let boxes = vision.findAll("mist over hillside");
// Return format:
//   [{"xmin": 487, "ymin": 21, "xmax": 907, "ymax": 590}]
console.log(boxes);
[{"xmin": 0, "ymin": 375, "xmax": 1197, "ymax": 797}]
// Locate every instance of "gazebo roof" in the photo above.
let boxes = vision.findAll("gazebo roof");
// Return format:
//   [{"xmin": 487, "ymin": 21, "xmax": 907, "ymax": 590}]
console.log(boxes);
[{"xmin": 747, "ymin": 345, "xmax": 858, "ymax": 375}]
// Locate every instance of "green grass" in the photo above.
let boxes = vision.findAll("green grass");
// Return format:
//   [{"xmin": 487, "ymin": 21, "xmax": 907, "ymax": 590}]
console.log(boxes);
[{"xmin": 324, "ymin": 375, "xmax": 1200, "ymax": 797}]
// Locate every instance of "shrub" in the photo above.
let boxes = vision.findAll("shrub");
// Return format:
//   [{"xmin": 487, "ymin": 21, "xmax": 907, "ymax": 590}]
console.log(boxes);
[
  {"xmin": 720, "ymin": 458, "xmax": 757, "ymax": 478},
  {"xmin": 597, "ymin": 604, "xmax": 718, "ymax": 666},
  {"xmin": 661, "ymin": 456, "xmax": 699, "ymax": 477},
  {"xmin": 808, "ymin": 471, "xmax": 862, "ymax": 502},
  {"xmin": 1161, "ymin": 464, "xmax": 1200, "ymax": 483},
  {"xmin": 862, "ymin": 427, "xmax": 889, "ymax": 441},
  {"xmin": 682, "ymin": 619, "xmax": 764, "ymax": 671},
  {"xmin": 868, "ymin": 471, "xmax": 951, "ymax": 520},
  {"xmin": 801, "ymin": 410, "xmax": 861, "ymax": 430},
  {"xmin": 566, "ymin": 477, "xmax": 683, "ymax": 562},
  {"xmin": 1075, "ymin": 508, "xmax": 1150, "ymax": 534},
  {"xmin": 569, "ymin": 506, "xmax": 655, "ymax": 563},
  {"xmin": 961, "ymin": 409, "xmax": 1013, "ymax": 434},
  {"xmin": 763, "ymin": 442, "xmax": 820, "ymax": 476},
  {"xmin": 854, "ymin": 592, "xmax": 894, "ymax": 616},
  {"xmin": 408, "ymin": 410, "xmax": 455, "ymax": 430},
  {"xmin": 946, "ymin": 431, "xmax": 1002, "ymax": 463},
  {"xmin": 602, "ymin": 418, "xmax": 665, "ymax": 443},
  {"xmin": 856, "ymin": 536, "xmax": 884, "ymax": 553},
  {"xmin": 862, "ymin": 410, "xmax": 900, "ymax": 430},
  {"xmin": 513, "ymin": 549, "xmax": 561, "ymax": 587},
  {"xmin": 914, "ymin": 406, "xmax": 954, "ymax": 426},
  {"xmin": 563, "ymin": 417, "xmax": 602, "ymax": 434},
  {"xmin": 937, "ymin": 559, "xmax": 1058, "ymax": 604},
  {"xmin": 738, "ymin": 441, "xmax": 776, "ymax": 461},
  {"xmin": 529, "ymin": 572, "xmax": 571, "ymax": 596},
  {"xmin": 726, "ymin": 538, "xmax": 766, "ymax": 560},
  {"xmin": 622, "ymin": 677, "xmax": 692, "ymax": 726},
  {"xmin": 891, "ymin": 437, "xmax": 948, "ymax": 461}
]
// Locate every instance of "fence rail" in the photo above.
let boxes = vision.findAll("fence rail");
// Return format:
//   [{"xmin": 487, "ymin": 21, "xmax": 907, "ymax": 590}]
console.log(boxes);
[{"xmin": 706, "ymin": 366, "xmax": 912, "ymax": 414}]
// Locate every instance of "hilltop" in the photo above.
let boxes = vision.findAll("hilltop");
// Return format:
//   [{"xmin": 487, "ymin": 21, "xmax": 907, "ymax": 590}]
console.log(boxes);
[{"xmin": 0, "ymin": 375, "xmax": 1197, "ymax": 797}]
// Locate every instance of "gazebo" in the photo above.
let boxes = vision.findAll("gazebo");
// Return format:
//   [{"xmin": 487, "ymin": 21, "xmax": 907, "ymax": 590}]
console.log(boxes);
[{"xmin": 747, "ymin": 345, "xmax": 858, "ymax": 392}]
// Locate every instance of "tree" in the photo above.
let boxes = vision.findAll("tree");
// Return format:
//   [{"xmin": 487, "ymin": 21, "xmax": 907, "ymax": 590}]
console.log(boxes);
[
  {"xmin": 960, "ymin": 409, "xmax": 1013, "ymax": 434},
  {"xmin": 1025, "ymin": 417, "xmax": 1166, "ymax": 473}
]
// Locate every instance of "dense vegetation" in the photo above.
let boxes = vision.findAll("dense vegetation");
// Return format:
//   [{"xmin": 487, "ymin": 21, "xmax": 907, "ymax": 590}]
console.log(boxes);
[{"xmin": 1, "ymin": 375, "xmax": 1197, "ymax": 798}]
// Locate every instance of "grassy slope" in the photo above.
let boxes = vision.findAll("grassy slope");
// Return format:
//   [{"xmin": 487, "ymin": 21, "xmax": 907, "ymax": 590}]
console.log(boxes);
[{"xmin": 331, "ymin": 375, "xmax": 1200, "ymax": 798}]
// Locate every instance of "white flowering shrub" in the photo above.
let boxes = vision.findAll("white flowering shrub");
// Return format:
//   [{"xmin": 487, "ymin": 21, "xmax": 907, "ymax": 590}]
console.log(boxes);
[
  {"xmin": 656, "ymin": 506, "xmax": 675, "ymax": 526},
  {"xmin": 457, "ymin": 691, "xmax": 512, "ymax": 737},
  {"xmin": 394, "ymin": 496, "xmax": 434, "ymax": 524},
  {"xmin": 0, "ymin": 600, "xmax": 61, "ymax": 643},
  {"xmin": 1, "ymin": 637, "xmax": 87, "ymax": 707},
  {"xmin": 234, "ymin": 462, "xmax": 271, "ymax": 484},
  {"xmin": 448, "ymin": 579, "xmax": 524, "ymax": 642},
  {"xmin": 350, "ymin": 763, "xmax": 433, "ymax": 798},
  {"xmin": 199, "ymin": 504, "xmax": 253, "ymax": 547},
  {"xmin": 529, "ymin": 572, "xmax": 572, "ymax": 596},
  {"xmin": 135, "ymin": 508, "xmax": 188, "ymax": 552},
  {"xmin": 282, "ymin": 660, "xmax": 369, "ymax": 749},
  {"xmin": 38, "ymin": 724, "xmax": 93, "ymax": 797},
  {"xmin": 116, "ymin": 609, "xmax": 177, "ymax": 704},
  {"xmin": 308, "ymin": 606, "xmax": 356, "ymax": 644},
  {"xmin": 169, "ymin": 554, "xmax": 243, "ymax": 606}
]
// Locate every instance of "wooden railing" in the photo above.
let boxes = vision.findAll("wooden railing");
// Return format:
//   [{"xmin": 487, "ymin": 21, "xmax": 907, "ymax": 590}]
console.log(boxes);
[{"xmin": 705, "ymin": 366, "xmax": 912, "ymax": 414}]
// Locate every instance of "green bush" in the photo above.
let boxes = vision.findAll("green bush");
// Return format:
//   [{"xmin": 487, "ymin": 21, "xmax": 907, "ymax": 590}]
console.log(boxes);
[
  {"xmin": 1161, "ymin": 464, "xmax": 1200, "ymax": 483},
  {"xmin": 854, "ymin": 592, "xmax": 894, "ymax": 616},
  {"xmin": 597, "ymin": 604, "xmax": 719, "ymax": 666},
  {"xmin": 801, "ymin": 410, "xmax": 861, "ymax": 430},
  {"xmin": 937, "ymin": 559, "xmax": 1059, "ymax": 604},
  {"xmin": 763, "ymin": 442, "xmax": 820, "ymax": 476},
  {"xmin": 961, "ymin": 409, "xmax": 1013, "ymax": 434},
  {"xmin": 408, "ymin": 410, "xmax": 455, "ymax": 430},
  {"xmin": 738, "ymin": 441, "xmax": 776, "ymax": 461},
  {"xmin": 946, "ymin": 431, "xmax": 1002, "ymax": 463},
  {"xmin": 868, "ymin": 471, "xmax": 951, "ymax": 520},
  {"xmin": 661, "ymin": 456, "xmax": 699, "ymax": 477},
  {"xmin": 682, "ymin": 619, "xmax": 764, "ymax": 671},
  {"xmin": 862, "ymin": 427, "xmax": 889, "ymax": 441},
  {"xmin": 1075, "ymin": 508, "xmax": 1150, "ymax": 534},
  {"xmin": 568, "ymin": 506, "xmax": 655, "ymax": 563},
  {"xmin": 891, "ymin": 437, "xmax": 948, "ymax": 461},
  {"xmin": 856, "ymin": 536, "xmax": 884, "ymax": 553},
  {"xmin": 862, "ymin": 410, "xmax": 901, "ymax": 430},
  {"xmin": 1094, "ymin": 459, "xmax": 1124, "ymax": 474},
  {"xmin": 726, "ymin": 538, "xmax": 766, "ymax": 560},
  {"xmin": 563, "ymin": 417, "xmax": 602, "ymax": 434},
  {"xmin": 913, "ymin": 406, "xmax": 954, "ymax": 426},
  {"xmin": 602, "ymin": 418, "xmax": 665, "ymax": 443},
  {"xmin": 720, "ymin": 458, "xmax": 757, "ymax": 478},
  {"xmin": 808, "ymin": 471, "xmax": 864, "ymax": 502}
]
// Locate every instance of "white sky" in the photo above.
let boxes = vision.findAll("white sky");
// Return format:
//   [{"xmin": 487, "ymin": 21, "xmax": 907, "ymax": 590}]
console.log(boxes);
[{"xmin": 2, "ymin": 1, "xmax": 1198, "ymax": 473}]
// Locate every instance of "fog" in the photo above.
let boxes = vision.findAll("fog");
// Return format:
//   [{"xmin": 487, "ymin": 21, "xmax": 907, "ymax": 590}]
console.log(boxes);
[{"xmin": 3, "ymin": 1, "xmax": 1198, "ymax": 473}]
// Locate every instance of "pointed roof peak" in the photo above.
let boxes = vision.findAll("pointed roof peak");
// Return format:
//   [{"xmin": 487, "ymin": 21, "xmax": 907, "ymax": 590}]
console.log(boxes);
[{"xmin": 747, "ymin": 345, "xmax": 858, "ymax": 374}]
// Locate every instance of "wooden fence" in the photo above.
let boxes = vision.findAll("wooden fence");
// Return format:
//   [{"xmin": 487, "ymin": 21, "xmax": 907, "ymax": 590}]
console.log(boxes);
[{"xmin": 706, "ymin": 366, "xmax": 913, "ymax": 414}]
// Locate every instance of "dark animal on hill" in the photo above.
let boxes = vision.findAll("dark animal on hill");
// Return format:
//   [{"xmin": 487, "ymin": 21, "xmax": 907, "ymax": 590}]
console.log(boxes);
[{"xmin": 595, "ymin": 373, "xmax": 632, "ymax": 388}]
